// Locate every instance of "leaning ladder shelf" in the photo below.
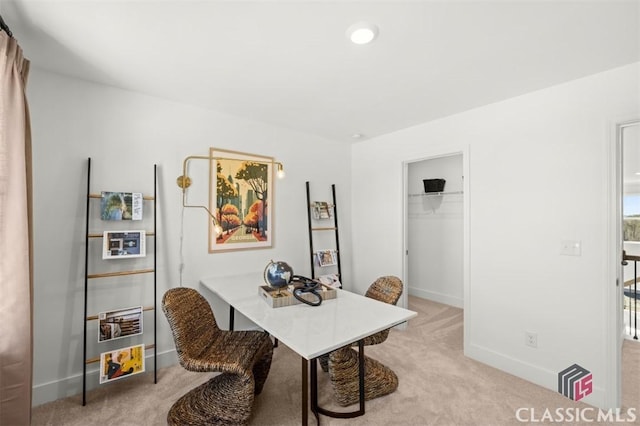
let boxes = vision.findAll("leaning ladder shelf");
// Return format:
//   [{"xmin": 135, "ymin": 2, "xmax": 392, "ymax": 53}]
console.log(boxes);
[
  {"xmin": 305, "ymin": 182, "xmax": 342, "ymax": 284},
  {"xmin": 82, "ymin": 158, "xmax": 157, "ymax": 406}
]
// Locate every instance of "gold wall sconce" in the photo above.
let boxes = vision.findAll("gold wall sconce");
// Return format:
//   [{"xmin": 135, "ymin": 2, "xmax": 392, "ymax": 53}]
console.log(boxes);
[{"xmin": 176, "ymin": 152, "xmax": 285, "ymax": 236}]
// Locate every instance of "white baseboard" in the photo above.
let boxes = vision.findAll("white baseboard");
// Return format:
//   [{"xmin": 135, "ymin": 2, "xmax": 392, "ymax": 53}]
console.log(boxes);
[
  {"xmin": 464, "ymin": 342, "xmax": 607, "ymax": 409},
  {"xmin": 408, "ymin": 287, "xmax": 463, "ymax": 308},
  {"xmin": 32, "ymin": 349, "xmax": 178, "ymax": 407}
]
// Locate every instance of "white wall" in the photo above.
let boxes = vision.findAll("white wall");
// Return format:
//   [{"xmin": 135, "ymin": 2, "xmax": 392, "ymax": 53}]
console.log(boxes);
[
  {"xmin": 27, "ymin": 68, "xmax": 352, "ymax": 405},
  {"xmin": 351, "ymin": 62, "xmax": 640, "ymax": 408},
  {"xmin": 407, "ymin": 154, "xmax": 464, "ymax": 307}
]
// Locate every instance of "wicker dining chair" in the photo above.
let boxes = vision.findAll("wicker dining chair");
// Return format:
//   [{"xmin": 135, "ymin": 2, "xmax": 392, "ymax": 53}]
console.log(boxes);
[
  {"xmin": 359, "ymin": 275, "xmax": 404, "ymax": 345},
  {"xmin": 322, "ymin": 276, "xmax": 404, "ymax": 406},
  {"xmin": 319, "ymin": 275, "xmax": 403, "ymax": 372},
  {"xmin": 162, "ymin": 287, "xmax": 273, "ymax": 425},
  {"xmin": 327, "ymin": 345, "xmax": 399, "ymax": 406}
]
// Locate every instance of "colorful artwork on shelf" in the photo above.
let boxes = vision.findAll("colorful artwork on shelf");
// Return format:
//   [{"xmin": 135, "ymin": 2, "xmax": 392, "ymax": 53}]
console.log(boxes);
[
  {"xmin": 99, "ymin": 344, "xmax": 145, "ymax": 384},
  {"xmin": 98, "ymin": 306, "xmax": 143, "ymax": 342},
  {"xmin": 102, "ymin": 230, "xmax": 146, "ymax": 259},
  {"xmin": 312, "ymin": 201, "xmax": 332, "ymax": 219},
  {"xmin": 101, "ymin": 191, "xmax": 143, "ymax": 221},
  {"xmin": 317, "ymin": 273, "xmax": 342, "ymax": 288},
  {"xmin": 316, "ymin": 249, "xmax": 337, "ymax": 267}
]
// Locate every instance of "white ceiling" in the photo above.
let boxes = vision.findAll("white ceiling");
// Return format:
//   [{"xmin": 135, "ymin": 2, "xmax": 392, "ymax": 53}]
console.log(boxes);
[{"xmin": 2, "ymin": 1, "xmax": 639, "ymax": 142}]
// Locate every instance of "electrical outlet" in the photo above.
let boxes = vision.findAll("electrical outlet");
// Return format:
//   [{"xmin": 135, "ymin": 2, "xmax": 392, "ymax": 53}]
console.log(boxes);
[{"xmin": 525, "ymin": 332, "xmax": 538, "ymax": 348}]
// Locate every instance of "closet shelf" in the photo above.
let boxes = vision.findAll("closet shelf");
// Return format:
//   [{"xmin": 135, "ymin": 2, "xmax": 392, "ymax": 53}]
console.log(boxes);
[{"xmin": 408, "ymin": 190, "xmax": 463, "ymax": 198}]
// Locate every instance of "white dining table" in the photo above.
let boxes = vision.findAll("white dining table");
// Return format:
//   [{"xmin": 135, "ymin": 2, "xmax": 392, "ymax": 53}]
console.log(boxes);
[{"xmin": 200, "ymin": 273, "xmax": 417, "ymax": 425}]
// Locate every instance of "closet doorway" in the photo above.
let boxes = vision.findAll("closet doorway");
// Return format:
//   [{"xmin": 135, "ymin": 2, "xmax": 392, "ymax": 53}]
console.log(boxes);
[
  {"xmin": 605, "ymin": 119, "xmax": 639, "ymax": 409},
  {"xmin": 405, "ymin": 153, "xmax": 465, "ymax": 309}
]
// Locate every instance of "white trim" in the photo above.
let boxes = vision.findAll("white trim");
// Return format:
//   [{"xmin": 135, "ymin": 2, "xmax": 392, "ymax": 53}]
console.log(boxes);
[
  {"xmin": 408, "ymin": 287, "xmax": 463, "ymax": 308},
  {"xmin": 401, "ymin": 164, "xmax": 409, "ymax": 304},
  {"xmin": 462, "ymin": 147, "xmax": 471, "ymax": 353},
  {"xmin": 402, "ymin": 145, "xmax": 470, "ymax": 346},
  {"xmin": 32, "ymin": 349, "xmax": 179, "ymax": 407},
  {"xmin": 605, "ymin": 118, "xmax": 640, "ymax": 409},
  {"xmin": 466, "ymin": 342, "xmax": 607, "ymax": 408}
]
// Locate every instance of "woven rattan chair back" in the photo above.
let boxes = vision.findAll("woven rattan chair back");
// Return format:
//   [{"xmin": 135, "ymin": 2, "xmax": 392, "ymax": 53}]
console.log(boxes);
[
  {"xmin": 365, "ymin": 275, "xmax": 403, "ymax": 305},
  {"xmin": 162, "ymin": 287, "xmax": 220, "ymax": 367},
  {"xmin": 162, "ymin": 287, "xmax": 273, "ymax": 425},
  {"xmin": 361, "ymin": 275, "xmax": 403, "ymax": 345}
]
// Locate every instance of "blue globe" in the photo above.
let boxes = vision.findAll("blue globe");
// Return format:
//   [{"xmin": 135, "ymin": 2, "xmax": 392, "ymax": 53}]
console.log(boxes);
[{"xmin": 264, "ymin": 260, "xmax": 293, "ymax": 289}]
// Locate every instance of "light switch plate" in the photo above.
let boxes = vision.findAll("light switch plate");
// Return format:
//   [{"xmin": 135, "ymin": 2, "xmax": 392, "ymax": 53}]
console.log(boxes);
[{"xmin": 560, "ymin": 240, "xmax": 581, "ymax": 256}]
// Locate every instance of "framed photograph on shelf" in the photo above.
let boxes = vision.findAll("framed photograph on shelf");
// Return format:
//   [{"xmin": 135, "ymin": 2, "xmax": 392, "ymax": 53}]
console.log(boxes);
[
  {"xmin": 100, "ymin": 191, "xmax": 143, "ymax": 221},
  {"xmin": 209, "ymin": 148, "xmax": 274, "ymax": 253},
  {"xmin": 99, "ymin": 344, "xmax": 145, "ymax": 384},
  {"xmin": 102, "ymin": 230, "xmax": 146, "ymax": 259},
  {"xmin": 312, "ymin": 201, "xmax": 332, "ymax": 219},
  {"xmin": 98, "ymin": 306, "xmax": 143, "ymax": 342},
  {"xmin": 316, "ymin": 249, "xmax": 337, "ymax": 267},
  {"xmin": 317, "ymin": 273, "xmax": 342, "ymax": 288}
]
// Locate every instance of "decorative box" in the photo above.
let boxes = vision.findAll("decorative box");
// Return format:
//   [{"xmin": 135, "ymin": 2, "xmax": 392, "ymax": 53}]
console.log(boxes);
[{"xmin": 258, "ymin": 284, "xmax": 337, "ymax": 308}]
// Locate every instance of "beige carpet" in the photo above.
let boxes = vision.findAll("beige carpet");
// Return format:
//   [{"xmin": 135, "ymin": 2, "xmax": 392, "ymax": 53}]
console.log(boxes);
[{"xmin": 31, "ymin": 297, "xmax": 640, "ymax": 425}]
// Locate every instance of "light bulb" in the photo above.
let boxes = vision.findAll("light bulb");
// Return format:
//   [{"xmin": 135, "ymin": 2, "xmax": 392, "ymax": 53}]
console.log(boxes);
[{"xmin": 347, "ymin": 22, "xmax": 379, "ymax": 45}]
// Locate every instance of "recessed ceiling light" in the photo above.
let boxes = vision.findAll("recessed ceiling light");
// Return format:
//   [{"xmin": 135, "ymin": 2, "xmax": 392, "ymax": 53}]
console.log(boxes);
[
  {"xmin": 346, "ymin": 22, "xmax": 379, "ymax": 45},
  {"xmin": 351, "ymin": 133, "xmax": 364, "ymax": 139}
]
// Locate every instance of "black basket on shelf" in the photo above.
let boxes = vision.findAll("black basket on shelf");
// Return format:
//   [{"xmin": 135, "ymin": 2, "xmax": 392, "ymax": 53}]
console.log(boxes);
[{"xmin": 423, "ymin": 179, "xmax": 446, "ymax": 193}]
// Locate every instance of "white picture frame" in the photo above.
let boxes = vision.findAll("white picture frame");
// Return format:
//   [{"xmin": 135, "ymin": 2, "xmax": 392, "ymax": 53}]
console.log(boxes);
[{"xmin": 102, "ymin": 230, "xmax": 146, "ymax": 259}]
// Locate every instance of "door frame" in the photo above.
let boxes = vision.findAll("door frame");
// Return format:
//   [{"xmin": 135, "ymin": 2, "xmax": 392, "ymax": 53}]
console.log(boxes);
[
  {"xmin": 605, "ymin": 118, "xmax": 640, "ymax": 408},
  {"xmin": 402, "ymin": 145, "xmax": 470, "ymax": 347}
]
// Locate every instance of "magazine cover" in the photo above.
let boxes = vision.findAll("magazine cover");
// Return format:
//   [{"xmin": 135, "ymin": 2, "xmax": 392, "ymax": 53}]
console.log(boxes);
[
  {"xmin": 317, "ymin": 273, "xmax": 342, "ymax": 288},
  {"xmin": 312, "ymin": 201, "xmax": 331, "ymax": 219},
  {"xmin": 316, "ymin": 249, "xmax": 337, "ymax": 267},
  {"xmin": 99, "ymin": 344, "xmax": 145, "ymax": 384},
  {"xmin": 98, "ymin": 306, "xmax": 143, "ymax": 342},
  {"xmin": 102, "ymin": 230, "xmax": 146, "ymax": 259},
  {"xmin": 101, "ymin": 192, "xmax": 143, "ymax": 221}
]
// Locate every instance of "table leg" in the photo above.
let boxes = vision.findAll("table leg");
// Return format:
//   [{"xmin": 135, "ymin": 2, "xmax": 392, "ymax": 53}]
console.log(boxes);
[
  {"xmin": 311, "ymin": 358, "xmax": 319, "ymax": 423},
  {"xmin": 229, "ymin": 306, "xmax": 235, "ymax": 331},
  {"xmin": 358, "ymin": 339, "xmax": 365, "ymax": 414},
  {"xmin": 302, "ymin": 358, "xmax": 308, "ymax": 426}
]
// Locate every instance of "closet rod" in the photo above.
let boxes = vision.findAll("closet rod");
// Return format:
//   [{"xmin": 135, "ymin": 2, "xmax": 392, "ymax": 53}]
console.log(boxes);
[{"xmin": 0, "ymin": 14, "xmax": 13, "ymax": 38}]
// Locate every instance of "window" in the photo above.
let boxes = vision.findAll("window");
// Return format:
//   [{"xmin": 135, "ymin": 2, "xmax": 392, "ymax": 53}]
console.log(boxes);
[{"xmin": 623, "ymin": 194, "xmax": 640, "ymax": 242}]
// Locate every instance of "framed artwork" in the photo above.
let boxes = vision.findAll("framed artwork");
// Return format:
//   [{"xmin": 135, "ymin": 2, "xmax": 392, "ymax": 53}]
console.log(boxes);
[
  {"xmin": 100, "ymin": 191, "xmax": 143, "ymax": 220},
  {"xmin": 102, "ymin": 230, "xmax": 146, "ymax": 259},
  {"xmin": 316, "ymin": 249, "xmax": 337, "ymax": 267},
  {"xmin": 99, "ymin": 344, "xmax": 145, "ymax": 384},
  {"xmin": 209, "ymin": 148, "xmax": 274, "ymax": 252},
  {"xmin": 98, "ymin": 306, "xmax": 143, "ymax": 342}
]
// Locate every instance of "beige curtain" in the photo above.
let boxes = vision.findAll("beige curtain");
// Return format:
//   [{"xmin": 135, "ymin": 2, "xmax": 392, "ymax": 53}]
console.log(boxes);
[{"xmin": 0, "ymin": 30, "xmax": 32, "ymax": 425}]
